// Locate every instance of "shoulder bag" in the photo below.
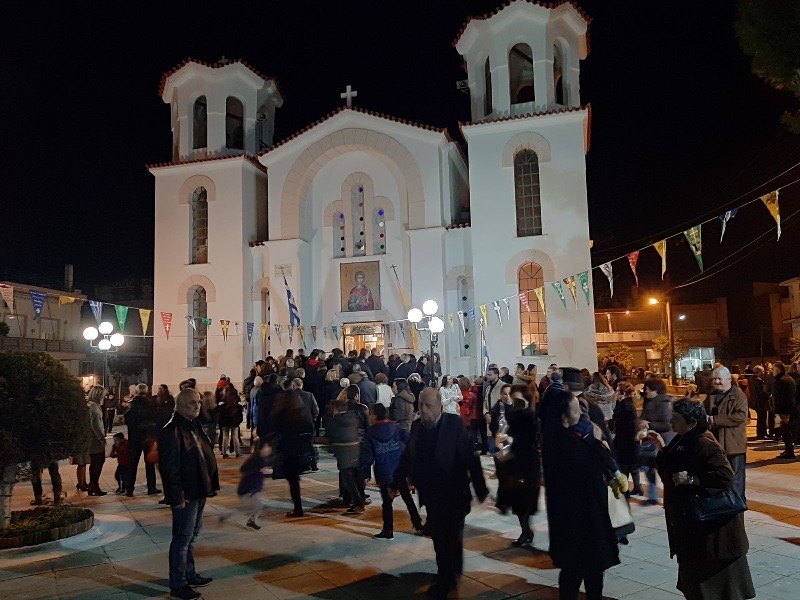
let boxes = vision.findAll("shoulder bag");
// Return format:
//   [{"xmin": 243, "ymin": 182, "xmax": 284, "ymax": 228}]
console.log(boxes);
[{"xmin": 689, "ymin": 487, "xmax": 747, "ymax": 523}]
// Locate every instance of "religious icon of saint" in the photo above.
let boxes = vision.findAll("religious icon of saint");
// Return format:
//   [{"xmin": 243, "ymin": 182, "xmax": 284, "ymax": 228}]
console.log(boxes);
[{"xmin": 347, "ymin": 271, "xmax": 375, "ymax": 311}]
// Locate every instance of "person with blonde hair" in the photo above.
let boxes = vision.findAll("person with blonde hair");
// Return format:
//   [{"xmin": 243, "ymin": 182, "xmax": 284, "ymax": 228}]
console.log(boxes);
[{"xmin": 86, "ymin": 385, "xmax": 109, "ymax": 496}]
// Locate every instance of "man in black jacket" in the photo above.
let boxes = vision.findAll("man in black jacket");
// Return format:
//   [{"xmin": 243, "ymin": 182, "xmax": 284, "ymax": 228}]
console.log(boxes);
[
  {"xmin": 124, "ymin": 384, "xmax": 161, "ymax": 497},
  {"xmin": 394, "ymin": 388, "xmax": 488, "ymax": 599},
  {"xmin": 366, "ymin": 347, "xmax": 388, "ymax": 379},
  {"xmin": 159, "ymin": 388, "xmax": 220, "ymax": 600}
]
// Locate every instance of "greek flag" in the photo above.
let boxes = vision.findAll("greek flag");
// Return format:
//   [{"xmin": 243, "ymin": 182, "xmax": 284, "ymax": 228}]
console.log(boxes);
[{"xmin": 284, "ymin": 275, "xmax": 301, "ymax": 327}]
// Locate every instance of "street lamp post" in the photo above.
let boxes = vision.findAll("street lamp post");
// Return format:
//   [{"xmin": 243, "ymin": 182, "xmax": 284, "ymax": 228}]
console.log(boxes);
[
  {"xmin": 649, "ymin": 297, "xmax": 675, "ymax": 385},
  {"xmin": 83, "ymin": 321, "xmax": 124, "ymax": 388},
  {"xmin": 408, "ymin": 300, "xmax": 445, "ymax": 387}
]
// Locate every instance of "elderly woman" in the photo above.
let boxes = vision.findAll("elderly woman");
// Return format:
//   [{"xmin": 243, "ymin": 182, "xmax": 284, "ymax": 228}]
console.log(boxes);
[
  {"xmin": 656, "ymin": 398, "xmax": 755, "ymax": 600},
  {"xmin": 86, "ymin": 386, "xmax": 109, "ymax": 496}
]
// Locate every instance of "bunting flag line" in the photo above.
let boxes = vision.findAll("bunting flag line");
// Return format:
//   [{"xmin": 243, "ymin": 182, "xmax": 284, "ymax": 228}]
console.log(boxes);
[
  {"xmin": 89, "ymin": 300, "xmax": 103, "ymax": 325},
  {"xmin": 0, "ymin": 285, "xmax": 14, "ymax": 312},
  {"xmin": 627, "ymin": 251, "xmax": 640, "ymax": 287},
  {"xmin": 683, "ymin": 225, "xmax": 703, "ymax": 272},
  {"xmin": 600, "ymin": 262, "xmax": 614, "ymax": 298},
  {"xmin": 448, "ymin": 313, "xmax": 455, "ymax": 331},
  {"xmin": 760, "ymin": 190, "xmax": 781, "ymax": 240},
  {"xmin": 114, "ymin": 305, "xmax": 129, "ymax": 332},
  {"xmin": 519, "ymin": 291, "xmax": 531, "ymax": 313},
  {"xmin": 311, "ymin": 325, "xmax": 317, "ymax": 341},
  {"xmin": 220, "ymin": 320, "xmax": 230, "ymax": 343},
  {"xmin": 479, "ymin": 304, "xmax": 488, "ymax": 327},
  {"xmin": 456, "ymin": 310, "xmax": 466, "ymax": 335},
  {"xmin": 246, "ymin": 322, "xmax": 254, "ymax": 344},
  {"xmin": 719, "ymin": 208, "xmax": 739, "ymax": 243},
  {"xmin": 186, "ymin": 315, "xmax": 197, "ymax": 331},
  {"xmin": 492, "ymin": 300, "xmax": 502, "ymax": 325},
  {"xmin": 653, "ymin": 240, "xmax": 667, "ymax": 280},
  {"xmin": 563, "ymin": 275, "xmax": 578, "ymax": 307},
  {"xmin": 58, "ymin": 295, "xmax": 77, "ymax": 305},
  {"xmin": 30, "ymin": 291, "xmax": 46, "ymax": 321},
  {"xmin": 533, "ymin": 286, "xmax": 546, "ymax": 315},
  {"xmin": 331, "ymin": 325, "xmax": 339, "ymax": 340},
  {"xmin": 161, "ymin": 312, "xmax": 173, "ymax": 340},
  {"xmin": 577, "ymin": 271, "xmax": 591, "ymax": 306},
  {"xmin": 261, "ymin": 323, "xmax": 268, "ymax": 348},
  {"xmin": 552, "ymin": 281, "xmax": 567, "ymax": 309},
  {"xmin": 468, "ymin": 307, "xmax": 476, "ymax": 323},
  {"xmin": 139, "ymin": 308, "xmax": 151, "ymax": 335},
  {"xmin": 502, "ymin": 297, "xmax": 511, "ymax": 320}
]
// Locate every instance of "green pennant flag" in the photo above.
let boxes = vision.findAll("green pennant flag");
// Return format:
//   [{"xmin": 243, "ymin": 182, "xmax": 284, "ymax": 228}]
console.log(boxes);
[
  {"xmin": 683, "ymin": 225, "xmax": 703, "ymax": 272},
  {"xmin": 114, "ymin": 305, "xmax": 129, "ymax": 332},
  {"xmin": 576, "ymin": 271, "xmax": 591, "ymax": 306}
]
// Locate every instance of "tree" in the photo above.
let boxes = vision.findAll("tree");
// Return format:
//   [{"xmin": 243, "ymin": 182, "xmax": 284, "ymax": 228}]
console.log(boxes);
[
  {"xmin": 605, "ymin": 343, "xmax": 634, "ymax": 373},
  {"xmin": 652, "ymin": 336, "xmax": 689, "ymax": 373},
  {"xmin": 736, "ymin": 0, "xmax": 800, "ymax": 132},
  {"xmin": 0, "ymin": 352, "xmax": 90, "ymax": 530}
]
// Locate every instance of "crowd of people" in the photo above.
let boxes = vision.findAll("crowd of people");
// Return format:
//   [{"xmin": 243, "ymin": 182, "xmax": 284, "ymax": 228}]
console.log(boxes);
[{"xmin": 27, "ymin": 347, "xmax": 775, "ymax": 600}]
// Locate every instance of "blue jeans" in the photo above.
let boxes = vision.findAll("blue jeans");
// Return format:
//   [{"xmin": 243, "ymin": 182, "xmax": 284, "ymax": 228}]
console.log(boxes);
[
  {"xmin": 641, "ymin": 466, "xmax": 658, "ymax": 501},
  {"xmin": 169, "ymin": 498, "xmax": 206, "ymax": 590}
]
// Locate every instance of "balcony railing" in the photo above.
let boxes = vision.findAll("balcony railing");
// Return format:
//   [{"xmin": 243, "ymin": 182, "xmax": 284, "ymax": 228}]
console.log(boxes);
[{"xmin": 0, "ymin": 337, "xmax": 80, "ymax": 353}]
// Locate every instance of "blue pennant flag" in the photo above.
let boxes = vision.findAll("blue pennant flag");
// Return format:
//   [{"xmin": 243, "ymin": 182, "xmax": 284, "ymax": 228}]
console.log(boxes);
[
  {"xmin": 89, "ymin": 300, "xmax": 103, "ymax": 325},
  {"xmin": 284, "ymin": 275, "xmax": 301, "ymax": 327},
  {"xmin": 719, "ymin": 208, "xmax": 739, "ymax": 243},
  {"xmin": 30, "ymin": 291, "xmax": 46, "ymax": 321},
  {"xmin": 246, "ymin": 322, "xmax": 254, "ymax": 344}
]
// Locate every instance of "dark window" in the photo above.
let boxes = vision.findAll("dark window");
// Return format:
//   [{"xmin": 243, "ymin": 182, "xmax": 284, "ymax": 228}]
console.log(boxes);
[
  {"xmin": 226, "ymin": 97, "xmax": 244, "ymax": 149},
  {"xmin": 484, "ymin": 57, "xmax": 493, "ymax": 116},
  {"xmin": 191, "ymin": 187, "xmax": 208, "ymax": 263},
  {"xmin": 190, "ymin": 286, "xmax": 208, "ymax": 367},
  {"xmin": 193, "ymin": 96, "xmax": 207, "ymax": 149},
  {"xmin": 513, "ymin": 150, "xmax": 542, "ymax": 236},
  {"xmin": 509, "ymin": 44, "xmax": 535, "ymax": 104}
]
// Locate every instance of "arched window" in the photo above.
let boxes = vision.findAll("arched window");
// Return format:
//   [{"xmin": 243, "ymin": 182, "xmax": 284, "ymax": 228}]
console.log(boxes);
[
  {"xmin": 553, "ymin": 44, "xmax": 565, "ymax": 105},
  {"xmin": 190, "ymin": 187, "xmax": 209, "ymax": 263},
  {"xmin": 514, "ymin": 150, "xmax": 542, "ymax": 237},
  {"xmin": 352, "ymin": 185, "xmax": 366, "ymax": 256},
  {"xmin": 190, "ymin": 286, "xmax": 208, "ymax": 367},
  {"xmin": 226, "ymin": 97, "xmax": 244, "ymax": 149},
  {"xmin": 518, "ymin": 263, "xmax": 547, "ymax": 355},
  {"xmin": 373, "ymin": 207, "xmax": 386, "ymax": 255},
  {"xmin": 333, "ymin": 211, "xmax": 346, "ymax": 258},
  {"xmin": 193, "ymin": 96, "xmax": 207, "ymax": 149},
  {"xmin": 509, "ymin": 43, "xmax": 535, "ymax": 104},
  {"xmin": 457, "ymin": 277, "xmax": 470, "ymax": 357},
  {"xmin": 484, "ymin": 57, "xmax": 493, "ymax": 116}
]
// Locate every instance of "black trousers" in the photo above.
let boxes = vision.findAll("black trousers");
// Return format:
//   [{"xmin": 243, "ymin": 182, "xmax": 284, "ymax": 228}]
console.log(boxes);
[
  {"xmin": 287, "ymin": 475, "xmax": 302, "ymax": 512},
  {"xmin": 379, "ymin": 481, "xmax": 421, "ymax": 532},
  {"xmin": 105, "ymin": 409, "xmax": 116, "ymax": 432},
  {"xmin": 756, "ymin": 408, "xmax": 768, "ymax": 439},
  {"xmin": 127, "ymin": 440, "xmax": 158, "ymax": 493},
  {"xmin": 780, "ymin": 415, "xmax": 795, "ymax": 456},
  {"xmin": 31, "ymin": 462, "xmax": 62, "ymax": 501},
  {"xmin": 558, "ymin": 569, "xmax": 604, "ymax": 600},
  {"xmin": 339, "ymin": 466, "xmax": 364, "ymax": 507},
  {"xmin": 469, "ymin": 419, "xmax": 488, "ymax": 454},
  {"xmin": 429, "ymin": 513, "xmax": 465, "ymax": 586},
  {"xmin": 89, "ymin": 451, "xmax": 106, "ymax": 489}
]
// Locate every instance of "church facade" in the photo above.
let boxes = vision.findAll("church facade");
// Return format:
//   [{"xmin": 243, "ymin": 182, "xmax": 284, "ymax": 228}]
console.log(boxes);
[{"xmin": 150, "ymin": 0, "xmax": 598, "ymax": 390}]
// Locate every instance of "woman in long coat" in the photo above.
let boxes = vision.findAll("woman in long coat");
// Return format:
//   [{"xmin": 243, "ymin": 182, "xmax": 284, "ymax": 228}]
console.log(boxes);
[
  {"xmin": 657, "ymin": 398, "xmax": 754, "ymax": 600},
  {"xmin": 612, "ymin": 381, "xmax": 641, "ymax": 496},
  {"xmin": 541, "ymin": 388, "xmax": 619, "ymax": 600},
  {"xmin": 86, "ymin": 386, "xmax": 108, "ymax": 496},
  {"xmin": 496, "ymin": 384, "xmax": 540, "ymax": 548}
]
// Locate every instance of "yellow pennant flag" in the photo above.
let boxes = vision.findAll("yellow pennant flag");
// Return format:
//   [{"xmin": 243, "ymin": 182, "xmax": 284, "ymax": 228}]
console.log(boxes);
[
  {"xmin": 761, "ymin": 190, "xmax": 781, "ymax": 239},
  {"xmin": 58, "ymin": 295, "xmax": 77, "ymax": 305},
  {"xmin": 533, "ymin": 287, "xmax": 546, "ymax": 315},
  {"xmin": 479, "ymin": 304, "xmax": 488, "ymax": 326},
  {"xmin": 261, "ymin": 323, "xmax": 268, "ymax": 349},
  {"xmin": 220, "ymin": 319, "xmax": 230, "ymax": 343},
  {"xmin": 653, "ymin": 240, "xmax": 667, "ymax": 279},
  {"xmin": 139, "ymin": 308, "xmax": 151, "ymax": 335}
]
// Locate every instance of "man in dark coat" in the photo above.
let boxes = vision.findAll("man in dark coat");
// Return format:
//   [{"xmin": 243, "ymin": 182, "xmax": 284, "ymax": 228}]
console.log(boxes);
[
  {"xmin": 366, "ymin": 348, "xmax": 388, "ymax": 379},
  {"xmin": 159, "ymin": 388, "xmax": 220, "ymax": 600},
  {"xmin": 772, "ymin": 362, "xmax": 797, "ymax": 459},
  {"xmin": 124, "ymin": 384, "xmax": 161, "ymax": 497},
  {"xmin": 748, "ymin": 366, "xmax": 770, "ymax": 440},
  {"xmin": 394, "ymin": 388, "xmax": 488, "ymax": 599}
]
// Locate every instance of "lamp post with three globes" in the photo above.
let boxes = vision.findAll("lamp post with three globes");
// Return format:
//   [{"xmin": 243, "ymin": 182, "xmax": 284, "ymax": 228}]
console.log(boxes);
[
  {"xmin": 407, "ymin": 300, "xmax": 445, "ymax": 386},
  {"xmin": 83, "ymin": 321, "xmax": 124, "ymax": 388}
]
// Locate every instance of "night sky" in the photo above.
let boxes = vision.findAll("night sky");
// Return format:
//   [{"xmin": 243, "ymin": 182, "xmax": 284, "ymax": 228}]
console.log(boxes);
[{"xmin": 3, "ymin": 1, "xmax": 799, "ymax": 307}]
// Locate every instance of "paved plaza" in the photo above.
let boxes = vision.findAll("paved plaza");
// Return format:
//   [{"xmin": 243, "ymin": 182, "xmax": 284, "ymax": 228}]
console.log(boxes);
[{"xmin": 2, "ymin": 424, "xmax": 800, "ymax": 600}]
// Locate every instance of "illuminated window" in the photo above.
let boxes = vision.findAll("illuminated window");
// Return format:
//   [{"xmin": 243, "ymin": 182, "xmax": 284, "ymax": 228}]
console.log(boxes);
[
  {"xmin": 514, "ymin": 150, "xmax": 542, "ymax": 237},
  {"xmin": 226, "ymin": 97, "xmax": 244, "ymax": 149},
  {"xmin": 191, "ymin": 187, "xmax": 208, "ymax": 263},
  {"xmin": 192, "ymin": 96, "xmax": 207, "ymax": 149},
  {"xmin": 352, "ymin": 185, "xmax": 366, "ymax": 256},
  {"xmin": 190, "ymin": 286, "xmax": 208, "ymax": 367},
  {"xmin": 509, "ymin": 44, "xmax": 535, "ymax": 104},
  {"xmin": 519, "ymin": 262, "xmax": 547, "ymax": 355}
]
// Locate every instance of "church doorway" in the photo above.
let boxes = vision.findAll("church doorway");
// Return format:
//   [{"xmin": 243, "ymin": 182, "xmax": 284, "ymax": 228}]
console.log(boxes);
[{"xmin": 343, "ymin": 322, "xmax": 384, "ymax": 355}]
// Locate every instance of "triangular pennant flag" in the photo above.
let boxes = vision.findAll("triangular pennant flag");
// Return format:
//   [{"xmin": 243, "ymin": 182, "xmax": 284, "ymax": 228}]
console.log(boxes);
[
  {"xmin": 479, "ymin": 318, "xmax": 490, "ymax": 372},
  {"xmin": 274, "ymin": 323, "xmax": 281, "ymax": 338},
  {"xmin": 398, "ymin": 323, "xmax": 407, "ymax": 341},
  {"xmin": 653, "ymin": 240, "xmax": 667, "ymax": 280},
  {"xmin": 30, "ymin": 291, "xmax": 46, "ymax": 321},
  {"xmin": 563, "ymin": 276, "xmax": 578, "ymax": 307},
  {"xmin": 533, "ymin": 286, "xmax": 546, "ymax": 315},
  {"xmin": 719, "ymin": 208, "xmax": 739, "ymax": 243},
  {"xmin": 234, "ymin": 321, "xmax": 240, "ymax": 334},
  {"xmin": 0, "ymin": 285, "xmax": 14, "ymax": 312},
  {"xmin": 627, "ymin": 251, "xmax": 640, "ymax": 287},
  {"xmin": 201, "ymin": 317, "xmax": 212, "ymax": 327},
  {"xmin": 576, "ymin": 271, "xmax": 591, "ymax": 306},
  {"xmin": 761, "ymin": 190, "xmax": 781, "ymax": 240},
  {"xmin": 519, "ymin": 292, "xmax": 531, "ymax": 313},
  {"xmin": 683, "ymin": 225, "xmax": 703, "ymax": 272},
  {"xmin": 89, "ymin": 300, "xmax": 103, "ymax": 325},
  {"xmin": 552, "ymin": 282, "xmax": 567, "ymax": 309},
  {"xmin": 246, "ymin": 322, "xmax": 254, "ymax": 344},
  {"xmin": 456, "ymin": 310, "xmax": 466, "ymax": 335},
  {"xmin": 220, "ymin": 319, "xmax": 230, "ymax": 343},
  {"xmin": 114, "ymin": 305, "xmax": 129, "ymax": 332},
  {"xmin": 448, "ymin": 313, "xmax": 455, "ymax": 331},
  {"xmin": 468, "ymin": 307, "xmax": 476, "ymax": 323},
  {"xmin": 502, "ymin": 297, "xmax": 511, "ymax": 320},
  {"xmin": 139, "ymin": 308, "xmax": 151, "ymax": 335},
  {"xmin": 331, "ymin": 325, "xmax": 339, "ymax": 339},
  {"xmin": 479, "ymin": 304, "xmax": 488, "ymax": 326},
  {"xmin": 161, "ymin": 312, "xmax": 173, "ymax": 340},
  {"xmin": 323, "ymin": 326, "xmax": 329, "ymax": 340},
  {"xmin": 261, "ymin": 323, "xmax": 269, "ymax": 348},
  {"xmin": 288, "ymin": 325, "xmax": 294, "ymax": 344},
  {"xmin": 59, "ymin": 295, "xmax": 76, "ymax": 305},
  {"xmin": 600, "ymin": 262, "xmax": 614, "ymax": 298},
  {"xmin": 186, "ymin": 315, "xmax": 197, "ymax": 331},
  {"xmin": 491, "ymin": 300, "xmax": 502, "ymax": 325},
  {"xmin": 311, "ymin": 325, "xmax": 317, "ymax": 341},
  {"xmin": 298, "ymin": 325, "xmax": 306, "ymax": 347}
]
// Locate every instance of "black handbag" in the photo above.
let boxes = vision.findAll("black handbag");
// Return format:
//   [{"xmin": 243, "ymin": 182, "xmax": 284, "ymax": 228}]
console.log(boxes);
[{"xmin": 689, "ymin": 487, "xmax": 747, "ymax": 523}]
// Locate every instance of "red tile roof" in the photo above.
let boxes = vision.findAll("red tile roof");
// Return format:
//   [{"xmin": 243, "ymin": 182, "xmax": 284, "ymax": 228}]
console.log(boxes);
[
  {"xmin": 453, "ymin": 0, "xmax": 592, "ymax": 47},
  {"xmin": 158, "ymin": 58, "xmax": 284, "ymax": 99},
  {"xmin": 146, "ymin": 152, "xmax": 268, "ymax": 174},
  {"xmin": 459, "ymin": 104, "xmax": 589, "ymax": 129},
  {"xmin": 259, "ymin": 106, "xmax": 449, "ymax": 157}
]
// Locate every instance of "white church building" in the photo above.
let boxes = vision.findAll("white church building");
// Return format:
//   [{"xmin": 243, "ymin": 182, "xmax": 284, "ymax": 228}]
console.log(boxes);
[{"xmin": 150, "ymin": 0, "xmax": 598, "ymax": 389}]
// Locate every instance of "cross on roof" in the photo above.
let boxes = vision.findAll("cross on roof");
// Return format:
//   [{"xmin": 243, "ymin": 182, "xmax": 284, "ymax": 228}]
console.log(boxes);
[{"xmin": 340, "ymin": 84, "xmax": 358, "ymax": 107}]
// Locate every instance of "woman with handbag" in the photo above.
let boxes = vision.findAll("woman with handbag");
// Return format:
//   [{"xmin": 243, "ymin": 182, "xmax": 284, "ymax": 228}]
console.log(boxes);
[
  {"xmin": 656, "ymin": 398, "xmax": 754, "ymax": 600},
  {"xmin": 611, "ymin": 382, "xmax": 641, "ymax": 497}
]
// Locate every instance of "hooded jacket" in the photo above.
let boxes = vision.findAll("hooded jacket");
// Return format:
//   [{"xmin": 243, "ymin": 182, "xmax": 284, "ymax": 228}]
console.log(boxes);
[
  {"xmin": 389, "ymin": 389, "xmax": 416, "ymax": 429},
  {"xmin": 364, "ymin": 419, "xmax": 410, "ymax": 485}
]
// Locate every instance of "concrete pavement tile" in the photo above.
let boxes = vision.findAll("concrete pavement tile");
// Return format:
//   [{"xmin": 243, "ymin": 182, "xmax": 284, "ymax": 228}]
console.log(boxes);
[
  {"xmin": 615, "ymin": 560, "xmax": 675, "ymax": 586},
  {"xmin": 599, "ymin": 574, "xmax": 650, "ymax": 598},
  {"xmin": 620, "ymin": 586, "xmax": 682, "ymax": 599},
  {"xmin": 0, "ymin": 576, "xmax": 58, "ymax": 600},
  {"xmin": 477, "ymin": 569, "xmax": 551, "ymax": 596},
  {"xmin": 753, "ymin": 575, "xmax": 800, "ymax": 600},
  {"xmin": 747, "ymin": 550, "xmax": 800, "ymax": 576}
]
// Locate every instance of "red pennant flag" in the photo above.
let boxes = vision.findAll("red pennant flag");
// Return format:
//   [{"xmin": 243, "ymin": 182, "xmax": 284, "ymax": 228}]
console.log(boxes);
[
  {"xmin": 627, "ymin": 251, "xmax": 640, "ymax": 287},
  {"xmin": 161, "ymin": 312, "xmax": 173, "ymax": 340}
]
